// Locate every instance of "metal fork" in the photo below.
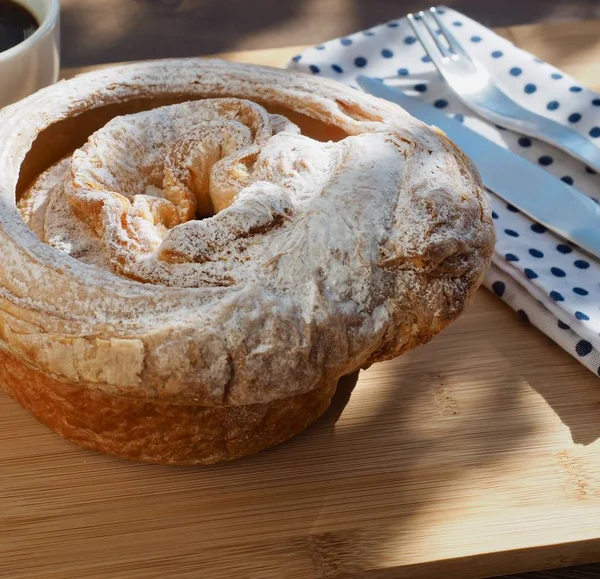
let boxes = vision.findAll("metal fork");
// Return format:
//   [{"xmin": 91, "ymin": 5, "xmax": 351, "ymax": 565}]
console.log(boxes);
[{"xmin": 408, "ymin": 7, "xmax": 600, "ymax": 172}]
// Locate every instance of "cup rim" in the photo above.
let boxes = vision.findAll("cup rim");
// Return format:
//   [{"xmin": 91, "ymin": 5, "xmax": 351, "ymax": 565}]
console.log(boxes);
[{"xmin": 0, "ymin": 0, "xmax": 60, "ymax": 62}]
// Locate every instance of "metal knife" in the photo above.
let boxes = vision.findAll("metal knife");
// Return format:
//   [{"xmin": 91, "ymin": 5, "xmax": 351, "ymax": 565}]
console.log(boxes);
[{"xmin": 357, "ymin": 75, "xmax": 600, "ymax": 260}]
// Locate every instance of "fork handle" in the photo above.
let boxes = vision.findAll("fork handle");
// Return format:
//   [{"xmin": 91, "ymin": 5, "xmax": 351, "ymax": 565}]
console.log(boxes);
[{"xmin": 472, "ymin": 103, "xmax": 600, "ymax": 173}]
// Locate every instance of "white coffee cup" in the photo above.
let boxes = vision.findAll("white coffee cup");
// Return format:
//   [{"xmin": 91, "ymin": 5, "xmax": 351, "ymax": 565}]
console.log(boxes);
[{"xmin": 0, "ymin": 0, "xmax": 60, "ymax": 109}]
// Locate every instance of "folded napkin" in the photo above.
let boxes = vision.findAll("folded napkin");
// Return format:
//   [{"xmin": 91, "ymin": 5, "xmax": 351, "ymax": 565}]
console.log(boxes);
[{"xmin": 287, "ymin": 6, "xmax": 600, "ymax": 375}]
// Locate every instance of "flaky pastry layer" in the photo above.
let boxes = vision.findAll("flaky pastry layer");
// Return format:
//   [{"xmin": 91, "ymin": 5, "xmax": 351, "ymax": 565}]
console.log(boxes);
[{"xmin": 0, "ymin": 59, "xmax": 494, "ymax": 408}]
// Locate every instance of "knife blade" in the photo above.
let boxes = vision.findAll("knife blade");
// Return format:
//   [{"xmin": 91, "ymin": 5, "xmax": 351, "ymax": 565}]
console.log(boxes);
[{"xmin": 357, "ymin": 75, "xmax": 600, "ymax": 260}]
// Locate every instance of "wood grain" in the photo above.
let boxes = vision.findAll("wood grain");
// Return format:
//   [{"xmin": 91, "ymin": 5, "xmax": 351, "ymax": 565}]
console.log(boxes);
[{"xmin": 4, "ymin": 19, "xmax": 600, "ymax": 579}]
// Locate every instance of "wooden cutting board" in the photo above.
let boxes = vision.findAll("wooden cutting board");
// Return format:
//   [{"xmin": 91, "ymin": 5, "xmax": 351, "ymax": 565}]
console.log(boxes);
[{"xmin": 2, "ymin": 20, "xmax": 600, "ymax": 579}]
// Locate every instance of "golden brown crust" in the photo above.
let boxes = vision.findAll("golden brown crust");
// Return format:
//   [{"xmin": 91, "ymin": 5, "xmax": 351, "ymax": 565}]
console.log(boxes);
[
  {"xmin": 0, "ymin": 59, "xmax": 494, "ymax": 464},
  {"xmin": 0, "ymin": 346, "xmax": 336, "ymax": 465}
]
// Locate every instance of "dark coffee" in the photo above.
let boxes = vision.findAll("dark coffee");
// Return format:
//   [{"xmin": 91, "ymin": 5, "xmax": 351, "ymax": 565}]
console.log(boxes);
[{"xmin": 0, "ymin": 0, "xmax": 38, "ymax": 53}]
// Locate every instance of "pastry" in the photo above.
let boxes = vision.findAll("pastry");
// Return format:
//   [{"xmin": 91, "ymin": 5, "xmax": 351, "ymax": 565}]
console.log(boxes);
[{"xmin": 0, "ymin": 59, "xmax": 494, "ymax": 464}]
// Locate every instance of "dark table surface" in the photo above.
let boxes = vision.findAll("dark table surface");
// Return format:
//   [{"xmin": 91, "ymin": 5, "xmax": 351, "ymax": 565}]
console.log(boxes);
[
  {"xmin": 60, "ymin": 0, "xmax": 600, "ymax": 68},
  {"xmin": 59, "ymin": 1, "xmax": 600, "ymax": 578}
]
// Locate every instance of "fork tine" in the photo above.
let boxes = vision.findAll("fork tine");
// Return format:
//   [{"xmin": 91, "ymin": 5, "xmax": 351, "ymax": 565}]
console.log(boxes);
[
  {"xmin": 407, "ymin": 12, "xmax": 447, "ymax": 72},
  {"xmin": 428, "ymin": 7, "xmax": 470, "ymax": 59},
  {"xmin": 419, "ymin": 10, "xmax": 449, "ymax": 57}
]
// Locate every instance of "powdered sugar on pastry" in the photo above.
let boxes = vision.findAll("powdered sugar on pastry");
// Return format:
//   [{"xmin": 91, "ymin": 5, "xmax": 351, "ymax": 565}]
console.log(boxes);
[
  {"xmin": 1, "ymin": 59, "xmax": 494, "ymax": 407},
  {"xmin": 24, "ymin": 99, "xmax": 411, "ymax": 301}
]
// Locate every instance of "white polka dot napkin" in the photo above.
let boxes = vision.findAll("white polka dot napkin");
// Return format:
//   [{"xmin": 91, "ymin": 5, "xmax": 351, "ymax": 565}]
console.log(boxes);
[{"xmin": 287, "ymin": 5, "xmax": 600, "ymax": 375}]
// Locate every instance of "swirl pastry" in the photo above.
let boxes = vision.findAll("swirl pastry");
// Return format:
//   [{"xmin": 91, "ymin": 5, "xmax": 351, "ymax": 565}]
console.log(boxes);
[{"xmin": 0, "ymin": 60, "xmax": 494, "ymax": 464}]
